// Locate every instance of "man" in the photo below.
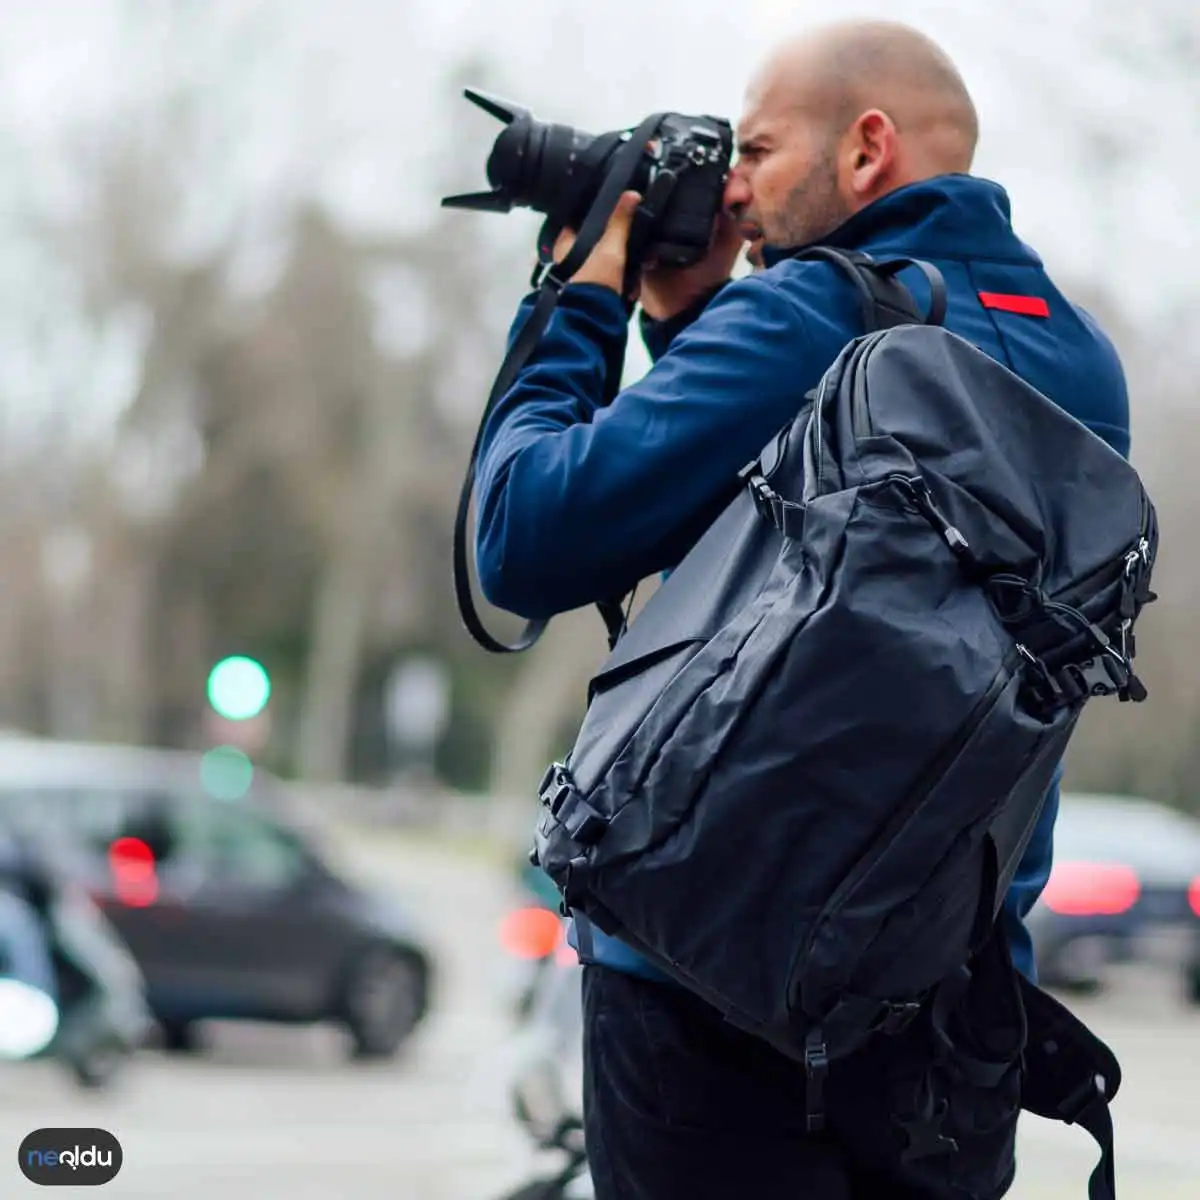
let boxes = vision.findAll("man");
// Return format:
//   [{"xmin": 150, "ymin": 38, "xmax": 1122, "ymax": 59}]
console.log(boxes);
[{"xmin": 474, "ymin": 19, "xmax": 1129, "ymax": 1199}]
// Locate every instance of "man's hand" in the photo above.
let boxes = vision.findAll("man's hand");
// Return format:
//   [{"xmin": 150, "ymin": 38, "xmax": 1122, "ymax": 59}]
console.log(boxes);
[
  {"xmin": 551, "ymin": 191, "xmax": 745, "ymax": 319},
  {"xmin": 640, "ymin": 210, "xmax": 744, "ymax": 321},
  {"xmin": 552, "ymin": 191, "xmax": 643, "ymax": 300}
]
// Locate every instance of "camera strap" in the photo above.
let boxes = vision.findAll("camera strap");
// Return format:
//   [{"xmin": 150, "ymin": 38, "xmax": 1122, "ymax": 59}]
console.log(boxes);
[{"xmin": 454, "ymin": 113, "xmax": 669, "ymax": 654}]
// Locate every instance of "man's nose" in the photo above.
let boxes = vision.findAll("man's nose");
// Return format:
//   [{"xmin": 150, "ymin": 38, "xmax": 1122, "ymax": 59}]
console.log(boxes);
[{"xmin": 723, "ymin": 170, "xmax": 751, "ymax": 215}]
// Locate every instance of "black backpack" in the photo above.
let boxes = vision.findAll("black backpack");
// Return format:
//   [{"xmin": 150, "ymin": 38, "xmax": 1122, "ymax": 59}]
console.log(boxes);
[{"xmin": 531, "ymin": 251, "xmax": 1158, "ymax": 1199}]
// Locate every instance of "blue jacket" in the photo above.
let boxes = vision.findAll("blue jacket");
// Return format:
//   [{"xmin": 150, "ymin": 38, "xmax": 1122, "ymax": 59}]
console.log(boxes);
[{"xmin": 475, "ymin": 173, "xmax": 1130, "ymax": 984}]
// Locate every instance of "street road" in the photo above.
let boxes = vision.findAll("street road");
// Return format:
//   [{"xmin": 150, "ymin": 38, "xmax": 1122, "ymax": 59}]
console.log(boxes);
[{"xmin": 2, "ymin": 828, "xmax": 1197, "ymax": 1198}]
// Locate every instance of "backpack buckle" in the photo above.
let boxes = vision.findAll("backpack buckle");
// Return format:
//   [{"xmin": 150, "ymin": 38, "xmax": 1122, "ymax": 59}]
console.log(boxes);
[
  {"xmin": 538, "ymin": 763, "xmax": 608, "ymax": 847},
  {"xmin": 803, "ymin": 1029, "xmax": 829, "ymax": 1133},
  {"xmin": 538, "ymin": 762, "xmax": 573, "ymax": 815},
  {"xmin": 897, "ymin": 1089, "xmax": 960, "ymax": 1163},
  {"xmin": 559, "ymin": 794, "xmax": 608, "ymax": 845},
  {"xmin": 747, "ymin": 473, "xmax": 776, "ymax": 518},
  {"xmin": 746, "ymin": 472, "xmax": 805, "ymax": 536},
  {"xmin": 1057, "ymin": 1074, "xmax": 1107, "ymax": 1126},
  {"xmin": 878, "ymin": 1000, "xmax": 923, "ymax": 1035}
]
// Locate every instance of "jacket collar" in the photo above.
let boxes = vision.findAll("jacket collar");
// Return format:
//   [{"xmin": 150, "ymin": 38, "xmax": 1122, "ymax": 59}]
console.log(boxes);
[{"xmin": 761, "ymin": 174, "xmax": 1041, "ymax": 269}]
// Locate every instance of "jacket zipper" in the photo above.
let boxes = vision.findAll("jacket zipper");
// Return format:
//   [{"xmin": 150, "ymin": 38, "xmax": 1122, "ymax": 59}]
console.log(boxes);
[{"xmin": 789, "ymin": 653, "xmax": 1016, "ymax": 1012}]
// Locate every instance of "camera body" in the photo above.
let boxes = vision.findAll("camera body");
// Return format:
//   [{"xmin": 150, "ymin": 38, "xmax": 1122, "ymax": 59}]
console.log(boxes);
[
  {"xmin": 641, "ymin": 113, "xmax": 734, "ymax": 267},
  {"xmin": 442, "ymin": 91, "xmax": 733, "ymax": 271}
]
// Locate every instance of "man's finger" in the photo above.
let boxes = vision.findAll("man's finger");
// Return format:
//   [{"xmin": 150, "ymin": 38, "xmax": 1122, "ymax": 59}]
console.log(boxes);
[
  {"xmin": 553, "ymin": 227, "xmax": 577, "ymax": 264},
  {"xmin": 599, "ymin": 191, "xmax": 642, "ymax": 247},
  {"xmin": 613, "ymin": 189, "xmax": 643, "ymax": 227}
]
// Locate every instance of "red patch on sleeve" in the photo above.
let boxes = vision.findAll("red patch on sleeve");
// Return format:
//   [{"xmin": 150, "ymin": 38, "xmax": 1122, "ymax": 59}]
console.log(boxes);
[{"xmin": 978, "ymin": 292, "xmax": 1050, "ymax": 318}]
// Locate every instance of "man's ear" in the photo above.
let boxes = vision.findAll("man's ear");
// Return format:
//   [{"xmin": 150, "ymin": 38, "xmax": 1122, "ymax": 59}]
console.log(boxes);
[{"xmin": 848, "ymin": 109, "xmax": 897, "ymax": 198}]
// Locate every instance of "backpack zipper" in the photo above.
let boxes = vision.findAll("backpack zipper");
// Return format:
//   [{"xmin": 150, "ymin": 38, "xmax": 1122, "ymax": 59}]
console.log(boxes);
[
  {"xmin": 897, "ymin": 474, "xmax": 1153, "ymax": 624},
  {"xmin": 811, "ymin": 333, "xmax": 888, "ymax": 489},
  {"xmin": 1051, "ymin": 487, "xmax": 1152, "ymax": 612},
  {"xmin": 788, "ymin": 481, "xmax": 1153, "ymax": 1014}
]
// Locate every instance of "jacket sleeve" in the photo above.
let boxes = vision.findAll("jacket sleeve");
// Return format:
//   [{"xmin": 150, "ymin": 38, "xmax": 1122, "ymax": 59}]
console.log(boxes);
[
  {"xmin": 1000, "ymin": 766, "xmax": 1062, "ymax": 982},
  {"xmin": 473, "ymin": 276, "xmax": 815, "ymax": 619},
  {"xmin": 638, "ymin": 281, "xmax": 732, "ymax": 362}
]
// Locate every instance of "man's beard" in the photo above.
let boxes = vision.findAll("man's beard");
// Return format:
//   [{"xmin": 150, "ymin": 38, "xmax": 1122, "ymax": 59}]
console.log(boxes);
[{"xmin": 757, "ymin": 149, "xmax": 850, "ymax": 261}]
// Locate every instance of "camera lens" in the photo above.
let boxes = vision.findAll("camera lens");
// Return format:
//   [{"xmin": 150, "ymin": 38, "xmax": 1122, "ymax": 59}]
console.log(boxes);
[
  {"xmin": 486, "ymin": 115, "xmax": 599, "ymax": 227},
  {"xmin": 441, "ymin": 91, "xmax": 730, "ymax": 264}
]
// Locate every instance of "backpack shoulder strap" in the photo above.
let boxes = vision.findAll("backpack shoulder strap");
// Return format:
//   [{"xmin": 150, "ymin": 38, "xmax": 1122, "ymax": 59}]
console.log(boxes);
[{"xmin": 789, "ymin": 246, "xmax": 948, "ymax": 332}]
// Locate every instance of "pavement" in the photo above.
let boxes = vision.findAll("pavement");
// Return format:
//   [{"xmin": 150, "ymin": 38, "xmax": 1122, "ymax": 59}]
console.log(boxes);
[{"xmin": 1, "ymin": 827, "xmax": 1197, "ymax": 1199}]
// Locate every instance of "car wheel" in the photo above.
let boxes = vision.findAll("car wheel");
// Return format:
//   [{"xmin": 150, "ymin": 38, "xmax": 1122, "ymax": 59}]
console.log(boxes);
[
  {"xmin": 1042, "ymin": 936, "xmax": 1106, "ymax": 995},
  {"xmin": 1185, "ymin": 964, "xmax": 1200, "ymax": 1006},
  {"xmin": 158, "ymin": 1019, "xmax": 201, "ymax": 1054},
  {"xmin": 341, "ymin": 947, "xmax": 425, "ymax": 1060},
  {"xmin": 1057, "ymin": 977, "xmax": 1103, "ymax": 997}
]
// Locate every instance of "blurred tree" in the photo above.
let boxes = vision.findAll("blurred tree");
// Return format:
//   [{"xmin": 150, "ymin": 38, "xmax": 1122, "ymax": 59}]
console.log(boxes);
[
  {"xmin": 5, "ymin": 35, "xmax": 538, "ymax": 782},
  {"xmin": 2, "ymin": 0, "xmax": 1197, "ymax": 813},
  {"xmin": 291, "ymin": 55, "xmax": 527, "ymax": 781}
]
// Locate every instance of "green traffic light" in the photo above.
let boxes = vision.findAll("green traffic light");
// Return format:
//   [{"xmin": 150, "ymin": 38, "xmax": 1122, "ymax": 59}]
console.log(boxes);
[{"xmin": 206, "ymin": 656, "xmax": 271, "ymax": 721}]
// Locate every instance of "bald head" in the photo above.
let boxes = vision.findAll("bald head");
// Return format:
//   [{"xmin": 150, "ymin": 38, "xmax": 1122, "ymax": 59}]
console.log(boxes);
[
  {"xmin": 749, "ymin": 21, "xmax": 979, "ymax": 174},
  {"xmin": 727, "ymin": 21, "xmax": 979, "ymax": 262}
]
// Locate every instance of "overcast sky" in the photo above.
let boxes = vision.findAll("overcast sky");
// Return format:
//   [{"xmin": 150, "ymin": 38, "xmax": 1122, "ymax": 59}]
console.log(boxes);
[
  {"xmin": 0, "ymin": 2, "xmax": 1192, "ymax": 270},
  {"xmin": 0, "ymin": 0, "xmax": 1193, "ymax": 438}
]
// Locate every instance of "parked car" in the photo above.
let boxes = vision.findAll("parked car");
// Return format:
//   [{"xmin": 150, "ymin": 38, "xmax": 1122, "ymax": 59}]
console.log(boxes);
[
  {"xmin": 0, "ymin": 735, "xmax": 434, "ymax": 1060},
  {"xmin": 1027, "ymin": 791, "xmax": 1200, "ymax": 994}
]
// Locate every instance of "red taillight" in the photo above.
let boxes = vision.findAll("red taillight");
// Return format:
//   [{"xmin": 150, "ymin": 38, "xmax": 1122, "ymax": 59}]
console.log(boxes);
[
  {"xmin": 1042, "ymin": 861, "xmax": 1140, "ymax": 917},
  {"xmin": 107, "ymin": 836, "xmax": 159, "ymax": 907},
  {"xmin": 497, "ymin": 906, "xmax": 563, "ymax": 960},
  {"xmin": 1188, "ymin": 878, "xmax": 1200, "ymax": 918}
]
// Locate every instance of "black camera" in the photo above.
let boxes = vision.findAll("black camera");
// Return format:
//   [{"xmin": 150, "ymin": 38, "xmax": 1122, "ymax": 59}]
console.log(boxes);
[
  {"xmin": 441, "ymin": 90, "xmax": 733, "ymax": 271},
  {"xmin": 446, "ymin": 92, "xmax": 735, "ymax": 657}
]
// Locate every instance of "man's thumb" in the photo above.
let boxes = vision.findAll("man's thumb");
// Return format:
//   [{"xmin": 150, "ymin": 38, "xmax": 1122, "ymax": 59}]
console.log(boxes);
[{"xmin": 606, "ymin": 190, "xmax": 642, "ymax": 238}]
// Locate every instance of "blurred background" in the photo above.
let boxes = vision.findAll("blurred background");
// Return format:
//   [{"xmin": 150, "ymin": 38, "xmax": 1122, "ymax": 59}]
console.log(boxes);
[{"xmin": 0, "ymin": 0, "xmax": 1196, "ymax": 1197}]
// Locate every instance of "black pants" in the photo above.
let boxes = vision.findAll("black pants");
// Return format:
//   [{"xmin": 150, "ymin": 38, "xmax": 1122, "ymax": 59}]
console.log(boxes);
[{"xmin": 581, "ymin": 962, "xmax": 1022, "ymax": 1200}]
